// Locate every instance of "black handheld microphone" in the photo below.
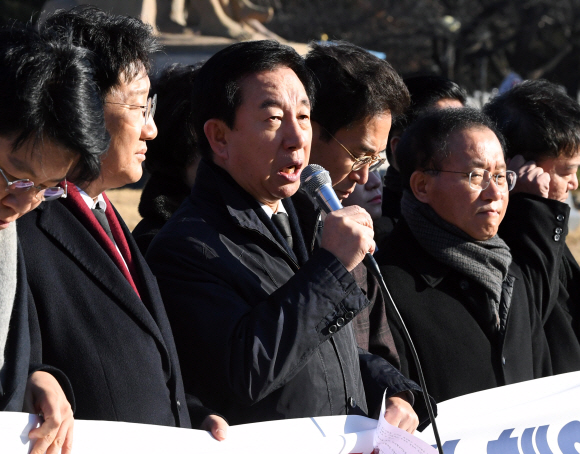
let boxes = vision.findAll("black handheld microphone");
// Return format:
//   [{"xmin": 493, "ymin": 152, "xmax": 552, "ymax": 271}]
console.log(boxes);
[{"xmin": 300, "ymin": 163, "xmax": 443, "ymax": 453}]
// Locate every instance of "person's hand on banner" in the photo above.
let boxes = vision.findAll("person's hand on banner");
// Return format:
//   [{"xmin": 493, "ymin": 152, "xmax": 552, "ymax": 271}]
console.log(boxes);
[
  {"xmin": 201, "ymin": 414, "xmax": 228, "ymax": 441},
  {"xmin": 383, "ymin": 392, "xmax": 419, "ymax": 434},
  {"xmin": 24, "ymin": 371, "xmax": 74, "ymax": 454}
]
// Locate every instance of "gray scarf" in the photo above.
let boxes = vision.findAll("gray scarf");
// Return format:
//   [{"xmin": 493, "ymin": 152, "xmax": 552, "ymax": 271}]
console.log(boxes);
[
  {"xmin": 0, "ymin": 222, "xmax": 18, "ymax": 385},
  {"xmin": 401, "ymin": 190, "xmax": 512, "ymax": 328}
]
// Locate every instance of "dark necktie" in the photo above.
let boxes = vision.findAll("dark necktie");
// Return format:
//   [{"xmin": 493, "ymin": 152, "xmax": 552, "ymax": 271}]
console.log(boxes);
[
  {"xmin": 272, "ymin": 212, "xmax": 293, "ymax": 250},
  {"xmin": 92, "ymin": 201, "xmax": 115, "ymax": 243}
]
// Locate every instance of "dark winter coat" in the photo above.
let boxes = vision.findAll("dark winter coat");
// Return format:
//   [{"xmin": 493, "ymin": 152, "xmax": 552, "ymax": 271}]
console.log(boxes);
[
  {"xmin": 291, "ymin": 196, "xmax": 401, "ymax": 371},
  {"xmin": 146, "ymin": 160, "xmax": 425, "ymax": 426},
  {"xmin": 17, "ymin": 200, "xmax": 204, "ymax": 427},
  {"xmin": 499, "ymin": 193, "xmax": 580, "ymax": 374},
  {"xmin": 134, "ymin": 170, "xmax": 403, "ymax": 374},
  {"xmin": 1, "ymin": 241, "xmax": 73, "ymax": 412},
  {"xmin": 133, "ymin": 172, "xmax": 191, "ymax": 256},
  {"xmin": 376, "ymin": 220, "xmax": 553, "ymax": 404}
]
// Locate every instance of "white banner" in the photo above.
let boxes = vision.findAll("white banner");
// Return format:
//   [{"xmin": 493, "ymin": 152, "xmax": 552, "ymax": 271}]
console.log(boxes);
[
  {"xmin": 0, "ymin": 412, "xmax": 378, "ymax": 454},
  {"xmin": 2, "ymin": 371, "xmax": 579, "ymax": 453},
  {"xmin": 416, "ymin": 371, "xmax": 580, "ymax": 453}
]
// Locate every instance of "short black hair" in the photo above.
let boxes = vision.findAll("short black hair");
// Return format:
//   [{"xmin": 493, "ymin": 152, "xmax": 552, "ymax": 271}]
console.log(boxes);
[
  {"xmin": 388, "ymin": 75, "xmax": 467, "ymax": 164},
  {"xmin": 192, "ymin": 39, "xmax": 315, "ymax": 160},
  {"xmin": 399, "ymin": 75, "xmax": 467, "ymax": 128},
  {"xmin": 305, "ymin": 41, "xmax": 409, "ymax": 140},
  {"xmin": 40, "ymin": 5, "xmax": 159, "ymax": 98},
  {"xmin": 146, "ymin": 63, "xmax": 202, "ymax": 179},
  {"xmin": 483, "ymin": 79, "xmax": 580, "ymax": 162},
  {"xmin": 0, "ymin": 23, "xmax": 109, "ymax": 184},
  {"xmin": 397, "ymin": 107, "xmax": 505, "ymax": 190}
]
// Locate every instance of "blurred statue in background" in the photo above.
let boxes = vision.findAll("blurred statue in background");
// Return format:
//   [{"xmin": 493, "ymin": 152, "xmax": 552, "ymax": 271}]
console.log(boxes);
[
  {"xmin": 40, "ymin": 0, "xmax": 275, "ymax": 40},
  {"xmin": 192, "ymin": 0, "xmax": 273, "ymax": 38}
]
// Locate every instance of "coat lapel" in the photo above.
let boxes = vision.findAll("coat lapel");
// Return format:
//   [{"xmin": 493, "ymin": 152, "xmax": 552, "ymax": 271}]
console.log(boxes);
[
  {"xmin": 195, "ymin": 160, "xmax": 301, "ymax": 269},
  {"xmin": 35, "ymin": 202, "xmax": 169, "ymax": 353},
  {"xmin": 115, "ymin": 205, "xmax": 173, "ymax": 350}
]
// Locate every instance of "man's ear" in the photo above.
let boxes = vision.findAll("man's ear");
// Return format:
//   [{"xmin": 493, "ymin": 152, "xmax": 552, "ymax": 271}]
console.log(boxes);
[
  {"xmin": 409, "ymin": 170, "xmax": 430, "ymax": 203},
  {"xmin": 390, "ymin": 136, "xmax": 400, "ymax": 155},
  {"xmin": 204, "ymin": 119, "xmax": 230, "ymax": 161}
]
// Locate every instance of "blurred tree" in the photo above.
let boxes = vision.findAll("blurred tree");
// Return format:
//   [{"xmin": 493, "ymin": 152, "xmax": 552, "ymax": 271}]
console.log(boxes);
[
  {"xmin": 4, "ymin": 0, "xmax": 580, "ymax": 95},
  {"xmin": 267, "ymin": 0, "xmax": 580, "ymax": 95}
]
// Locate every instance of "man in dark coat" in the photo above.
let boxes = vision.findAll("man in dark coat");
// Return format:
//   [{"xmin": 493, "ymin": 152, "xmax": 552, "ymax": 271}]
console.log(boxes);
[
  {"xmin": 376, "ymin": 108, "xmax": 554, "ymax": 404},
  {"xmin": 303, "ymin": 42, "xmax": 408, "ymax": 371},
  {"xmin": 0, "ymin": 22, "xmax": 110, "ymax": 453},
  {"xmin": 17, "ymin": 7, "xmax": 226, "ymax": 437},
  {"xmin": 147, "ymin": 40, "xmax": 427, "ymax": 431},
  {"xmin": 484, "ymin": 79, "xmax": 580, "ymax": 374}
]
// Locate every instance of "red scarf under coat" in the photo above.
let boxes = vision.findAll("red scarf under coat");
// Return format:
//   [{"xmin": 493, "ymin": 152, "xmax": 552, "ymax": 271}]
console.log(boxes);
[{"xmin": 62, "ymin": 184, "xmax": 142, "ymax": 299}]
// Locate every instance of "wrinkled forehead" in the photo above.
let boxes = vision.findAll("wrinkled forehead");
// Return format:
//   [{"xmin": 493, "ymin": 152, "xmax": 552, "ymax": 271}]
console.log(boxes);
[
  {"xmin": 444, "ymin": 126, "xmax": 506, "ymax": 169},
  {"xmin": 237, "ymin": 66, "xmax": 308, "ymax": 105}
]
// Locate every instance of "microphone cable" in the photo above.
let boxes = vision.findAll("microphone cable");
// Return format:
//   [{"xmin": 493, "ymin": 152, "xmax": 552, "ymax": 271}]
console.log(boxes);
[
  {"xmin": 301, "ymin": 163, "xmax": 443, "ymax": 452},
  {"xmin": 363, "ymin": 254, "xmax": 444, "ymax": 454}
]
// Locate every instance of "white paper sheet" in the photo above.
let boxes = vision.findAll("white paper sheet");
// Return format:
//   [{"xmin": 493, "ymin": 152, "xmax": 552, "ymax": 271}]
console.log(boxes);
[{"xmin": 373, "ymin": 391, "xmax": 438, "ymax": 454}]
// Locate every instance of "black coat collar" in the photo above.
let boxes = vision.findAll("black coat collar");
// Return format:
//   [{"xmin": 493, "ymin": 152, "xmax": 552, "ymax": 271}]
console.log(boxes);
[
  {"xmin": 191, "ymin": 159, "xmax": 310, "ymax": 266},
  {"xmin": 192, "ymin": 160, "xmax": 271, "ymax": 233}
]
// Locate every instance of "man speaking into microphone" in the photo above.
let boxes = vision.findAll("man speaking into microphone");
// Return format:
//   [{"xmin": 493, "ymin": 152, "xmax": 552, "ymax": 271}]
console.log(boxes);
[{"xmin": 147, "ymin": 40, "xmax": 427, "ymax": 430}]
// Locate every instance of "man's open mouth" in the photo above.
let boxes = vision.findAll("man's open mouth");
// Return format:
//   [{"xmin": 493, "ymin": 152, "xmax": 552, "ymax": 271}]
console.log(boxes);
[{"xmin": 280, "ymin": 165, "xmax": 297, "ymax": 174}]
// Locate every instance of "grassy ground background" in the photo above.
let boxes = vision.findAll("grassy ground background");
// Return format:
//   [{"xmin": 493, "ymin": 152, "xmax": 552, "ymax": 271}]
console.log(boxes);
[
  {"xmin": 109, "ymin": 187, "xmax": 580, "ymax": 261},
  {"xmin": 107, "ymin": 188, "xmax": 142, "ymax": 231},
  {"xmin": 566, "ymin": 221, "xmax": 580, "ymax": 260}
]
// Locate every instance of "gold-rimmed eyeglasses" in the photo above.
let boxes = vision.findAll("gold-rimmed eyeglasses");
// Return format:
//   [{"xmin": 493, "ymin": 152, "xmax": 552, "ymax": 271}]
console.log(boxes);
[
  {"xmin": 321, "ymin": 126, "xmax": 386, "ymax": 172},
  {"xmin": 105, "ymin": 93, "xmax": 157, "ymax": 125},
  {"xmin": 0, "ymin": 167, "xmax": 67, "ymax": 201}
]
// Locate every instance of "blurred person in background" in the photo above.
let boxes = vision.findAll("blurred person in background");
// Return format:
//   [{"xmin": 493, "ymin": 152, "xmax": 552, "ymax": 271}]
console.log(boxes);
[
  {"xmin": 342, "ymin": 170, "xmax": 383, "ymax": 220},
  {"xmin": 342, "ymin": 171, "xmax": 393, "ymax": 246},
  {"xmin": 382, "ymin": 75, "xmax": 467, "ymax": 228},
  {"xmin": 342, "ymin": 170, "xmax": 392, "ymax": 241},
  {"xmin": 133, "ymin": 63, "xmax": 202, "ymax": 255}
]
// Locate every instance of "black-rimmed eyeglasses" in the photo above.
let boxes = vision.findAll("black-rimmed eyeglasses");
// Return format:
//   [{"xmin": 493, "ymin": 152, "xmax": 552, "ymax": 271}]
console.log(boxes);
[
  {"xmin": 321, "ymin": 126, "xmax": 386, "ymax": 172},
  {"xmin": 105, "ymin": 93, "xmax": 157, "ymax": 125},
  {"xmin": 424, "ymin": 168, "xmax": 517, "ymax": 193},
  {"xmin": 0, "ymin": 167, "xmax": 67, "ymax": 201}
]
